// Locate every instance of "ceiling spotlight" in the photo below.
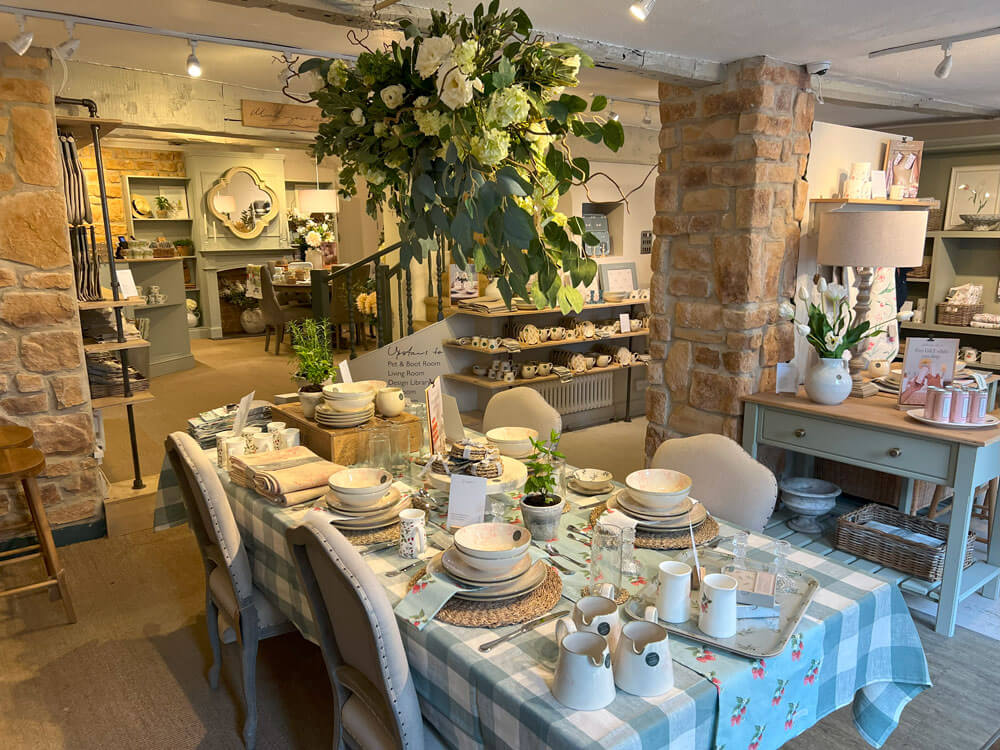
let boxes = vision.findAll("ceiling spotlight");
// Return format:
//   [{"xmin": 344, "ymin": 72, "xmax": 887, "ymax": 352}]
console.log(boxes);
[
  {"xmin": 186, "ymin": 39, "xmax": 201, "ymax": 77},
  {"xmin": 642, "ymin": 104, "xmax": 653, "ymax": 125},
  {"xmin": 629, "ymin": 0, "xmax": 657, "ymax": 21},
  {"xmin": 934, "ymin": 42, "xmax": 953, "ymax": 79},
  {"xmin": 55, "ymin": 21, "xmax": 80, "ymax": 60},
  {"xmin": 6, "ymin": 14, "xmax": 33, "ymax": 56}
]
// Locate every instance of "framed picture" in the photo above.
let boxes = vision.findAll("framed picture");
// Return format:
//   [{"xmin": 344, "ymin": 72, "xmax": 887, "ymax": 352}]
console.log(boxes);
[
  {"xmin": 898, "ymin": 337, "xmax": 959, "ymax": 408},
  {"xmin": 944, "ymin": 164, "xmax": 1000, "ymax": 229},
  {"xmin": 599, "ymin": 261, "xmax": 638, "ymax": 297},
  {"xmin": 564, "ymin": 270, "xmax": 601, "ymax": 306},
  {"xmin": 883, "ymin": 140, "xmax": 923, "ymax": 199}
]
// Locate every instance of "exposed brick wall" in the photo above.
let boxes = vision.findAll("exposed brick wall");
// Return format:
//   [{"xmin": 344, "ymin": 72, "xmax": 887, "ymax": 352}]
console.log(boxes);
[
  {"xmin": 78, "ymin": 146, "xmax": 185, "ymax": 240},
  {"xmin": 0, "ymin": 50, "xmax": 103, "ymax": 535},
  {"xmin": 646, "ymin": 56, "xmax": 814, "ymax": 460}
]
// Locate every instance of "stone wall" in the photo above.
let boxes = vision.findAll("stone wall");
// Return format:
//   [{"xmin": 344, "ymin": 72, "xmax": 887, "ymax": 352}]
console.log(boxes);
[
  {"xmin": 646, "ymin": 56, "xmax": 814, "ymax": 458},
  {"xmin": 0, "ymin": 50, "xmax": 103, "ymax": 535}
]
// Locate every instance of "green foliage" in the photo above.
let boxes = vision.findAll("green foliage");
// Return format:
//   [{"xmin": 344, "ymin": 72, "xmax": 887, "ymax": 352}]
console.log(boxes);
[
  {"xmin": 153, "ymin": 195, "xmax": 173, "ymax": 211},
  {"xmin": 302, "ymin": 2, "xmax": 624, "ymax": 313},
  {"xmin": 288, "ymin": 318, "xmax": 338, "ymax": 387},
  {"xmin": 219, "ymin": 281, "xmax": 257, "ymax": 311},
  {"xmin": 523, "ymin": 429, "xmax": 564, "ymax": 502}
]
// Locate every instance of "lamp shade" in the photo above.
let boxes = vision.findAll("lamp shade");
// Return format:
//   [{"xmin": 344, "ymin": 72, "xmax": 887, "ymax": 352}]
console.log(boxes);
[
  {"xmin": 213, "ymin": 195, "xmax": 237, "ymax": 215},
  {"xmin": 296, "ymin": 188, "xmax": 338, "ymax": 215},
  {"xmin": 817, "ymin": 209, "xmax": 927, "ymax": 268}
]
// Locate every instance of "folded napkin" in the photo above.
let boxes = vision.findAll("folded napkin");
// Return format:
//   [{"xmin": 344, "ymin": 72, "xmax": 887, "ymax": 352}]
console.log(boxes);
[
  {"xmin": 230, "ymin": 446, "xmax": 343, "ymax": 506},
  {"xmin": 861, "ymin": 520, "xmax": 943, "ymax": 549},
  {"xmin": 394, "ymin": 567, "xmax": 467, "ymax": 630}
]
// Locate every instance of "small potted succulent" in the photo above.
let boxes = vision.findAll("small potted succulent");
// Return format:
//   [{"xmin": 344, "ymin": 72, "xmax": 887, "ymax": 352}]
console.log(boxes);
[
  {"xmin": 153, "ymin": 195, "xmax": 173, "ymax": 219},
  {"xmin": 289, "ymin": 318, "xmax": 336, "ymax": 419},
  {"xmin": 519, "ymin": 430, "xmax": 565, "ymax": 541}
]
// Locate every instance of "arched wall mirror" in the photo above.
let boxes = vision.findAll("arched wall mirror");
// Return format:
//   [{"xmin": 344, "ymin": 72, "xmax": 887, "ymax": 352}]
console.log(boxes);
[{"xmin": 207, "ymin": 166, "xmax": 279, "ymax": 239}]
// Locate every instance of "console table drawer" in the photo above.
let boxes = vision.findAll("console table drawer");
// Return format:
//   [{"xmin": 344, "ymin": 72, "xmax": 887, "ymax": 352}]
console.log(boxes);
[{"xmin": 760, "ymin": 410, "xmax": 952, "ymax": 482}]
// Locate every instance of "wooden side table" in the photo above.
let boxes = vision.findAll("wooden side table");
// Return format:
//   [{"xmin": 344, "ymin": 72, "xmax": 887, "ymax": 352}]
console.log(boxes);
[{"xmin": 0, "ymin": 447, "xmax": 76, "ymax": 623}]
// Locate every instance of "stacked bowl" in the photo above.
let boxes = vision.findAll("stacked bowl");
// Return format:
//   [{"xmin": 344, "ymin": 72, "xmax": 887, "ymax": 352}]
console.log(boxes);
[
  {"xmin": 325, "ymin": 468, "xmax": 409, "ymax": 530},
  {"xmin": 428, "ymin": 523, "xmax": 549, "ymax": 601},
  {"xmin": 486, "ymin": 426, "xmax": 538, "ymax": 458},
  {"xmin": 606, "ymin": 469, "xmax": 709, "ymax": 531},
  {"xmin": 316, "ymin": 381, "xmax": 385, "ymax": 429}
]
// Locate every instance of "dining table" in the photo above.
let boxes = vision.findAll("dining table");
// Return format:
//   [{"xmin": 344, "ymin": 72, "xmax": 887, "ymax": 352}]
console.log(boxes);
[{"xmin": 153, "ymin": 438, "xmax": 930, "ymax": 750}]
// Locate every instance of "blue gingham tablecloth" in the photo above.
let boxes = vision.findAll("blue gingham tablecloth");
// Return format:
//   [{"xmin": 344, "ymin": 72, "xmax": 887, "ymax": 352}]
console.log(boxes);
[{"xmin": 153, "ymin": 452, "xmax": 930, "ymax": 750}]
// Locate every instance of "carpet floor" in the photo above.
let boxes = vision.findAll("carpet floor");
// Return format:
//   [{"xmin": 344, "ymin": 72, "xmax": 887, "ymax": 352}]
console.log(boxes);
[{"xmin": 0, "ymin": 525, "xmax": 998, "ymax": 750}]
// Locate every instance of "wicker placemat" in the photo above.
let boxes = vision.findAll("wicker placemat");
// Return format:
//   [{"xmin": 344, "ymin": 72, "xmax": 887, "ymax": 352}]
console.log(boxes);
[
  {"xmin": 580, "ymin": 585, "xmax": 630, "ymax": 605},
  {"xmin": 342, "ymin": 522, "xmax": 401, "ymax": 546},
  {"xmin": 407, "ymin": 565, "xmax": 563, "ymax": 628},
  {"xmin": 588, "ymin": 504, "xmax": 719, "ymax": 550}
]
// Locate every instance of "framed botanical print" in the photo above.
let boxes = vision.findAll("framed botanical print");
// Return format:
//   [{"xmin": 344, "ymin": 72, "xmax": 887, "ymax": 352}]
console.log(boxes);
[
  {"xmin": 944, "ymin": 165, "xmax": 1000, "ymax": 229},
  {"xmin": 598, "ymin": 261, "xmax": 638, "ymax": 297}
]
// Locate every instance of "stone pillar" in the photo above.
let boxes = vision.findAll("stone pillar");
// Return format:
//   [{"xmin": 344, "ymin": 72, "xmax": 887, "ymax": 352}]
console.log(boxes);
[
  {"xmin": 646, "ymin": 56, "xmax": 814, "ymax": 459},
  {"xmin": 0, "ymin": 50, "xmax": 103, "ymax": 535}
]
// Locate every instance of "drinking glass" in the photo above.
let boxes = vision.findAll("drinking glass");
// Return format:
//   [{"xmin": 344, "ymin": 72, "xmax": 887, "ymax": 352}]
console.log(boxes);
[
  {"xmin": 590, "ymin": 522, "xmax": 624, "ymax": 599},
  {"xmin": 550, "ymin": 457, "xmax": 567, "ymax": 498},
  {"xmin": 770, "ymin": 539, "xmax": 795, "ymax": 594},
  {"xmin": 388, "ymin": 422, "xmax": 411, "ymax": 478},
  {"xmin": 730, "ymin": 531, "xmax": 749, "ymax": 570}
]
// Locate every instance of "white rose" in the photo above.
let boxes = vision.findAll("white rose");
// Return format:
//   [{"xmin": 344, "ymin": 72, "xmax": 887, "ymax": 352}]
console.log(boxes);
[
  {"xmin": 437, "ymin": 67, "xmax": 474, "ymax": 110},
  {"xmin": 380, "ymin": 84, "xmax": 406, "ymax": 109},
  {"xmin": 416, "ymin": 35, "xmax": 455, "ymax": 78},
  {"xmin": 825, "ymin": 282, "xmax": 848, "ymax": 301},
  {"xmin": 305, "ymin": 230, "xmax": 322, "ymax": 248},
  {"xmin": 778, "ymin": 301, "xmax": 795, "ymax": 319},
  {"xmin": 350, "ymin": 107, "xmax": 365, "ymax": 126}
]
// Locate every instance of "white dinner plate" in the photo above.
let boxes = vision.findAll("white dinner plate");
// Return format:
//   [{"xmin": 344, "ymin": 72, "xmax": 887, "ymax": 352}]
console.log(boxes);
[
  {"xmin": 441, "ymin": 546, "xmax": 532, "ymax": 584},
  {"xmin": 427, "ymin": 554, "xmax": 549, "ymax": 601},
  {"xmin": 615, "ymin": 492, "xmax": 694, "ymax": 520},
  {"xmin": 325, "ymin": 486, "xmax": 403, "ymax": 515},
  {"xmin": 326, "ymin": 491, "xmax": 408, "ymax": 529},
  {"xmin": 567, "ymin": 478, "xmax": 615, "ymax": 496},
  {"xmin": 607, "ymin": 491, "xmax": 707, "ymax": 530},
  {"xmin": 906, "ymin": 408, "xmax": 1000, "ymax": 429},
  {"xmin": 428, "ymin": 456, "xmax": 527, "ymax": 494}
]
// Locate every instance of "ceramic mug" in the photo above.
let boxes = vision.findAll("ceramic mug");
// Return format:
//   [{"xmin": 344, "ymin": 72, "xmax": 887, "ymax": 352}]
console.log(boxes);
[
  {"xmin": 471, "ymin": 336, "xmax": 483, "ymax": 349},
  {"xmin": 398, "ymin": 508, "xmax": 427, "ymax": 559},
  {"xmin": 503, "ymin": 371, "xmax": 516, "ymax": 383},
  {"xmin": 520, "ymin": 363, "xmax": 537, "ymax": 379},
  {"xmin": 487, "ymin": 337, "xmax": 502, "ymax": 351},
  {"xmin": 613, "ymin": 605, "xmax": 674, "ymax": 697},
  {"xmin": 376, "ymin": 387, "xmax": 406, "ymax": 417},
  {"xmin": 473, "ymin": 364, "xmax": 487, "ymax": 376},
  {"xmin": 699, "ymin": 573, "xmax": 738, "ymax": 639},
  {"xmin": 553, "ymin": 619, "xmax": 616, "ymax": 711},
  {"xmin": 657, "ymin": 560, "xmax": 692, "ymax": 623},
  {"xmin": 282, "ymin": 427, "xmax": 300, "ymax": 448},
  {"xmin": 583, "ymin": 356, "xmax": 596, "ymax": 370},
  {"xmin": 216, "ymin": 430, "xmax": 236, "ymax": 467},
  {"xmin": 241, "ymin": 426, "xmax": 262, "ymax": 452},
  {"xmin": 501, "ymin": 360, "xmax": 513, "ymax": 371},
  {"xmin": 596, "ymin": 354, "xmax": 612, "ymax": 368},
  {"xmin": 538, "ymin": 327, "xmax": 551, "ymax": 342},
  {"xmin": 962, "ymin": 347, "xmax": 980, "ymax": 362},
  {"xmin": 550, "ymin": 326, "xmax": 566, "ymax": 341},
  {"xmin": 572, "ymin": 584, "xmax": 620, "ymax": 645},
  {"xmin": 252, "ymin": 433, "xmax": 274, "ymax": 454},
  {"xmin": 537, "ymin": 362, "xmax": 553, "ymax": 376},
  {"xmin": 223, "ymin": 437, "xmax": 245, "ymax": 470}
]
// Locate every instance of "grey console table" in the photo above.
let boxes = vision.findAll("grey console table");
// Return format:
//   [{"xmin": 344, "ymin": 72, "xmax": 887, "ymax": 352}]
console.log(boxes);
[{"xmin": 743, "ymin": 389, "xmax": 1000, "ymax": 636}]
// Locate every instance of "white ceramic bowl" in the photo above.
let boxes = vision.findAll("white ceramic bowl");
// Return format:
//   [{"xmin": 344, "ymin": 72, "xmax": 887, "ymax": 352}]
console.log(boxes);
[
  {"xmin": 625, "ymin": 468, "xmax": 692, "ymax": 511},
  {"xmin": 572, "ymin": 468, "xmax": 613, "ymax": 492},
  {"xmin": 454, "ymin": 522, "xmax": 531, "ymax": 560},
  {"xmin": 450, "ymin": 546, "xmax": 524, "ymax": 575},
  {"xmin": 486, "ymin": 426, "xmax": 538, "ymax": 458},
  {"xmin": 323, "ymin": 382, "xmax": 380, "ymax": 399},
  {"xmin": 603, "ymin": 291, "xmax": 628, "ymax": 302},
  {"xmin": 323, "ymin": 393, "xmax": 375, "ymax": 412},
  {"xmin": 327, "ymin": 468, "xmax": 393, "ymax": 507}
]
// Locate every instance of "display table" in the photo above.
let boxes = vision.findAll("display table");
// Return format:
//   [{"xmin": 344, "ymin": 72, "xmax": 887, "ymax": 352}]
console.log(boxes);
[{"xmin": 742, "ymin": 389, "xmax": 1000, "ymax": 636}]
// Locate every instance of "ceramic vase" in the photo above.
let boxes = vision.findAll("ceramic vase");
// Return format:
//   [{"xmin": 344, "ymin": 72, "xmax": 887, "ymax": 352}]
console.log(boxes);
[
  {"xmin": 779, "ymin": 477, "xmax": 841, "ymax": 534},
  {"xmin": 187, "ymin": 311, "xmax": 199, "ymax": 328},
  {"xmin": 698, "ymin": 573, "xmax": 738, "ymax": 639},
  {"xmin": 519, "ymin": 494, "xmax": 564, "ymax": 542},
  {"xmin": 804, "ymin": 357, "xmax": 851, "ymax": 405},
  {"xmin": 240, "ymin": 308, "xmax": 265, "ymax": 334}
]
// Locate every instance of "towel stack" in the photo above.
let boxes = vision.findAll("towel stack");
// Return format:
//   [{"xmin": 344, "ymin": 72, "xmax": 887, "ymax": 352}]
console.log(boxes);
[
  {"xmin": 229, "ymin": 445, "xmax": 344, "ymax": 506},
  {"xmin": 971, "ymin": 312, "xmax": 1000, "ymax": 329},
  {"xmin": 186, "ymin": 401, "xmax": 272, "ymax": 448},
  {"xmin": 86, "ymin": 353, "xmax": 149, "ymax": 398}
]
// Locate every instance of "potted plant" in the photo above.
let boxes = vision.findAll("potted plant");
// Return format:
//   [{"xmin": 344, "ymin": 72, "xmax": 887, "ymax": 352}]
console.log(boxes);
[
  {"xmin": 519, "ymin": 430, "xmax": 565, "ymax": 541},
  {"xmin": 185, "ymin": 297, "xmax": 200, "ymax": 328},
  {"xmin": 289, "ymin": 318, "xmax": 337, "ymax": 419},
  {"xmin": 153, "ymin": 195, "xmax": 173, "ymax": 219},
  {"xmin": 219, "ymin": 281, "xmax": 264, "ymax": 334},
  {"xmin": 175, "ymin": 238, "xmax": 195, "ymax": 256}
]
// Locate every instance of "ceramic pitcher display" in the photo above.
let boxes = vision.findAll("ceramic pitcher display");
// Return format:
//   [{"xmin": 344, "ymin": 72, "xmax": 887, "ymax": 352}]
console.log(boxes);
[
  {"xmin": 656, "ymin": 560, "xmax": 692, "ymax": 624},
  {"xmin": 699, "ymin": 573, "xmax": 738, "ymax": 639},
  {"xmin": 612, "ymin": 605, "xmax": 674, "ymax": 697},
  {"xmin": 571, "ymin": 583, "xmax": 619, "ymax": 645},
  {"xmin": 398, "ymin": 508, "xmax": 427, "ymax": 559},
  {"xmin": 552, "ymin": 619, "xmax": 616, "ymax": 711},
  {"xmin": 804, "ymin": 357, "xmax": 852, "ymax": 405}
]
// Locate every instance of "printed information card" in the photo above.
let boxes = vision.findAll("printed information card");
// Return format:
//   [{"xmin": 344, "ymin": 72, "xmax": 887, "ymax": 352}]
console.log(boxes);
[{"xmin": 447, "ymin": 474, "xmax": 487, "ymax": 529}]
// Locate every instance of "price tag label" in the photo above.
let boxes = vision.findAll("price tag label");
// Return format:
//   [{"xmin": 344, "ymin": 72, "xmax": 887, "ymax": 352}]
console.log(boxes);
[
  {"xmin": 619, "ymin": 313, "xmax": 631, "ymax": 334},
  {"xmin": 447, "ymin": 474, "xmax": 487, "ymax": 528}
]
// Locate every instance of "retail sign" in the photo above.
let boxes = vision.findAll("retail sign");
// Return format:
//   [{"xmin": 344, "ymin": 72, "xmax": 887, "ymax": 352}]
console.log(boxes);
[
  {"xmin": 425, "ymin": 377, "xmax": 447, "ymax": 456},
  {"xmin": 240, "ymin": 99, "xmax": 323, "ymax": 132}
]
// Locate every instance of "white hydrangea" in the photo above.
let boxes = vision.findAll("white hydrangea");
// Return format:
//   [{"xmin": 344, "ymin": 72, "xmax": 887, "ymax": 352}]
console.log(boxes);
[
  {"xmin": 414, "ymin": 105, "xmax": 449, "ymax": 137},
  {"xmin": 450, "ymin": 40, "xmax": 478, "ymax": 75},
  {"xmin": 437, "ymin": 67, "xmax": 475, "ymax": 110},
  {"xmin": 380, "ymin": 84, "xmax": 406, "ymax": 109},
  {"xmin": 305, "ymin": 230, "xmax": 322, "ymax": 247},
  {"xmin": 470, "ymin": 128, "xmax": 511, "ymax": 167},
  {"xmin": 486, "ymin": 85, "xmax": 530, "ymax": 128},
  {"xmin": 326, "ymin": 59, "xmax": 349, "ymax": 88},
  {"xmin": 373, "ymin": 121, "xmax": 387, "ymax": 137},
  {"xmin": 416, "ymin": 35, "xmax": 455, "ymax": 78},
  {"xmin": 350, "ymin": 107, "xmax": 365, "ymax": 126}
]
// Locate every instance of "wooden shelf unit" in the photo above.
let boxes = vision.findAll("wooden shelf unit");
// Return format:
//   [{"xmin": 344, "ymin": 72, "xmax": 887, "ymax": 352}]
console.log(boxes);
[
  {"xmin": 55, "ymin": 115, "xmax": 122, "ymax": 148},
  {"xmin": 902, "ymin": 322, "xmax": 1000, "ymax": 339},
  {"xmin": 455, "ymin": 300, "xmax": 646, "ymax": 318},
  {"xmin": 809, "ymin": 197, "xmax": 941, "ymax": 208},
  {"xmin": 444, "ymin": 361, "xmax": 646, "ymax": 390},
  {"xmin": 444, "ymin": 329, "xmax": 648, "ymax": 353},
  {"xmin": 77, "ymin": 296, "xmax": 145, "ymax": 310},
  {"xmin": 90, "ymin": 391, "xmax": 156, "ymax": 411},
  {"xmin": 83, "ymin": 339, "xmax": 151, "ymax": 355}
]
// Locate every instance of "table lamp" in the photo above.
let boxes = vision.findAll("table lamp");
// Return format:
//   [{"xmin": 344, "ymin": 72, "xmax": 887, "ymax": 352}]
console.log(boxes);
[
  {"xmin": 213, "ymin": 194, "xmax": 237, "ymax": 217},
  {"xmin": 817, "ymin": 208, "xmax": 928, "ymax": 397},
  {"xmin": 296, "ymin": 188, "xmax": 338, "ymax": 216}
]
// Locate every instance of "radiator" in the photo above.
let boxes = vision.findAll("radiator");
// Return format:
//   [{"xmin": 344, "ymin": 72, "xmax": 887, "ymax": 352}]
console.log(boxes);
[{"xmin": 535, "ymin": 372, "xmax": 614, "ymax": 415}]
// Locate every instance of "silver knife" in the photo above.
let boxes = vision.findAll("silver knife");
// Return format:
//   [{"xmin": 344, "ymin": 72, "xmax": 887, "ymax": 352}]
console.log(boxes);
[
  {"xmin": 478, "ymin": 609, "xmax": 570, "ymax": 653},
  {"xmin": 359, "ymin": 540, "xmax": 398, "ymax": 555}
]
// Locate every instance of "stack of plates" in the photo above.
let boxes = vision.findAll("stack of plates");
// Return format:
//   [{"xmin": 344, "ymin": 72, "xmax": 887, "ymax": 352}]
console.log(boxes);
[
  {"xmin": 605, "ymin": 468, "xmax": 709, "ymax": 532},
  {"xmin": 607, "ymin": 490, "xmax": 708, "ymax": 531},
  {"xmin": 433, "ymin": 522, "xmax": 548, "ymax": 601},
  {"xmin": 315, "ymin": 402, "xmax": 375, "ymax": 428},
  {"xmin": 325, "ymin": 486, "xmax": 408, "ymax": 530}
]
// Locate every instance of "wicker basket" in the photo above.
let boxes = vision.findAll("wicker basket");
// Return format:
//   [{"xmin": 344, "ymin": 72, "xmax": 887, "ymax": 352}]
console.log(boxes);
[
  {"xmin": 936, "ymin": 302, "xmax": 984, "ymax": 326},
  {"xmin": 834, "ymin": 504, "xmax": 975, "ymax": 582},
  {"xmin": 927, "ymin": 207, "xmax": 944, "ymax": 232},
  {"xmin": 814, "ymin": 459, "xmax": 945, "ymax": 512}
]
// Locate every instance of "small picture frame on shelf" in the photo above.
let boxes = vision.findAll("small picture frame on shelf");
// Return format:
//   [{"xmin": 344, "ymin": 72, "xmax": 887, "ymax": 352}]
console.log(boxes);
[
  {"xmin": 883, "ymin": 139, "xmax": 923, "ymax": 200},
  {"xmin": 943, "ymin": 164, "xmax": 1000, "ymax": 230},
  {"xmin": 599, "ymin": 261, "xmax": 638, "ymax": 300}
]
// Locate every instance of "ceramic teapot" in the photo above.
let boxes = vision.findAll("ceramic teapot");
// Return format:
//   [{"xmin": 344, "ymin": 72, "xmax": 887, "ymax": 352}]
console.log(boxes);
[
  {"xmin": 552, "ymin": 618, "xmax": 616, "ymax": 711},
  {"xmin": 612, "ymin": 605, "xmax": 674, "ymax": 697}
]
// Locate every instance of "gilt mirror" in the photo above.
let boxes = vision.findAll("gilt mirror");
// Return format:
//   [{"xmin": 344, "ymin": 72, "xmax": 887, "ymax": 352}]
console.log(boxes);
[{"xmin": 207, "ymin": 166, "xmax": 279, "ymax": 239}]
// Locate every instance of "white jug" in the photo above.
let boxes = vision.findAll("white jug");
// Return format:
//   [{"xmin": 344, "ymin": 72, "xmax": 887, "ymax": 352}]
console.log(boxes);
[
  {"xmin": 376, "ymin": 387, "xmax": 405, "ymax": 418},
  {"xmin": 571, "ymin": 582, "xmax": 620, "ymax": 646},
  {"xmin": 656, "ymin": 560, "xmax": 692, "ymax": 624},
  {"xmin": 699, "ymin": 573, "xmax": 738, "ymax": 638},
  {"xmin": 613, "ymin": 605, "xmax": 674, "ymax": 697},
  {"xmin": 552, "ymin": 619, "xmax": 616, "ymax": 711}
]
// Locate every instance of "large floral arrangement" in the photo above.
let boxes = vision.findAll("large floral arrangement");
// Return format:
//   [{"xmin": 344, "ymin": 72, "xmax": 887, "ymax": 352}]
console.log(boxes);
[
  {"xmin": 289, "ymin": 209, "xmax": 336, "ymax": 253},
  {"xmin": 301, "ymin": 1, "xmax": 624, "ymax": 313},
  {"xmin": 219, "ymin": 280, "xmax": 258, "ymax": 311}
]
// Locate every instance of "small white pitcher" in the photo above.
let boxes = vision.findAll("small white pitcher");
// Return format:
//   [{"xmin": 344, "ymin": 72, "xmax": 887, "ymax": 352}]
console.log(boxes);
[
  {"xmin": 613, "ymin": 605, "xmax": 674, "ymax": 697},
  {"xmin": 398, "ymin": 509, "xmax": 427, "ymax": 559},
  {"xmin": 552, "ymin": 619, "xmax": 616, "ymax": 711},
  {"xmin": 699, "ymin": 573, "xmax": 738, "ymax": 639},
  {"xmin": 656, "ymin": 560, "xmax": 692, "ymax": 624},
  {"xmin": 571, "ymin": 582, "xmax": 619, "ymax": 646},
  {"xmin": 376, "ymin": 387, "xmax": 405, "ymax": 418}
]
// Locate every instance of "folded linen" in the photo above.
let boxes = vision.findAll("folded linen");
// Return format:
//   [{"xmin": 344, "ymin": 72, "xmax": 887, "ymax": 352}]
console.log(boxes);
[
  {"xmin": 970, "ymin": 320, "xmax": 1000, "ymax": 329},
  {"xmin": 230, "ymin": 446, "xmax": 344, "ymax": 506},
  {"xmin": 971, "ymin": 312, "xmax": 1000, "ymax": 324},
  {"xmin": 861, "ymin": 520, "xmax": 943, "ymax": 549}
]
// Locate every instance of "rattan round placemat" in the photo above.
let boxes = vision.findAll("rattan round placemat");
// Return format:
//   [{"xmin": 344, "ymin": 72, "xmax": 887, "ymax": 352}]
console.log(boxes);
[
  {"xmin": 580, "ymin": 585, "xmax": 630, "ymax": 605},
  {"xmin": 587, "ymin": 503, "xmax": 719, "ymax": 550},
  {"xmin": 407, "ymin": 564, "xmax": 563, "ymax": 628},
  {"xmin": 342, "ymin": 522, "xmax": 401, "ymax": 546}
]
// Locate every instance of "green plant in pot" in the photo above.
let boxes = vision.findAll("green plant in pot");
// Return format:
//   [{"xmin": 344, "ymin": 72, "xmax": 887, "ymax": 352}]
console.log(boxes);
[
  {"xmin": 153, "ymin": 195, "xmax": 173, "ymax": 218},
  {"xmin": 519, "ymin": 430, "xmax": 565, "ymax": 541},
  {"xmin": 288, "ymin": 318, "xmax": 337, "ymax": 419}
]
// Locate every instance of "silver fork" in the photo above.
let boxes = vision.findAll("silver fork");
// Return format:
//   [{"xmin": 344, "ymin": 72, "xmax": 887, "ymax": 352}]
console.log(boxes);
[
  {"xmin": 566, "ymin": 524, "xmax": 591, "ymax": 538},
  {"xmin": 543, "ymin": 542, "xmax": 588, "ymax": 568},
  {"xmin": 566, "ymin": 530, "xmax": 592, "ymax": 546}
]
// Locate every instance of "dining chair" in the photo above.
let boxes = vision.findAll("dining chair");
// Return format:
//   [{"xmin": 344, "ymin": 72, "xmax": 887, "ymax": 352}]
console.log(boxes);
[
  {"xmin": 441, "ymin": 393, "xmax": 467, "ymax": 444},
  {"xmin": 286, "ymin": 512, "xmax": 446, "ymax": 750},
  {"xmin": 260, "ymin": 264, "xmax": 311, "ymax": 355},
  {"xmin": 651, "ymin": 433, "xmax": 778, "ymax": 532},
  {"xmin": 165, "ymin": 432, "xmax": 293, "ymax": 750},
  {"xmin": 482, "ymin": 387, "xmax": 562, "ymax": 440}
]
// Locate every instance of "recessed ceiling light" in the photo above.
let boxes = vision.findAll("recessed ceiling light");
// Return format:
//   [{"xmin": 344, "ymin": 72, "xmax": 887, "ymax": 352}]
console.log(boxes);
[
  {"xmin": 6, "ymin": 14, "xmax": 33, "ymax": 56},
  {"xmin": 629, "ymin": 0, "xmax": 657, "ymax": 21},
  {"xmin": 186, "ymin": 39, "xmax": 201, "ymax": 78}
]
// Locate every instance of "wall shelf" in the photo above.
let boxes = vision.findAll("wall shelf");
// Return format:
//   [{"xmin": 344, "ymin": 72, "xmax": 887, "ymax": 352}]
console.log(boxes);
[
  {"xmin": 132, "ymin": 217, "xmax": 193, "ymax": 223},
  {"xmin": 809, "ymin": 197, "xmax": 941, "ymax": 208},
  {"xmin": 83, "ymin": 339, "xmax": 151, "ymax": 355},
  {"xmin": 55, "ymin": 115, "xmax": 122, "ymax": 148},
  {"xmin": 927, "ymin": 230, "xmax": 1000, "ymax": 238},
  {"xmin": 902, "ymin": 322, "xmax": 1000, "ymax": 339},
  {"xmin": 444, "ymin": 361, "xmax": 646, "ymax": 390},
  {"xmin": 444, "ymin": 330, "xmax": 648, "ymax": 354},
  {"xmin": 454, "ymin": 300, "xmax": 647, "ymax": 319},
  {"xmin": 90, "ymin": 391, "xmax": 156, "ymax": 411},
  {"xmin": 77, "ymin": 296, "xmax": 144, "ymax": 310},
  {"xmin": 135, "ymin": 301, "xmax": 182, "ymax": 310}
]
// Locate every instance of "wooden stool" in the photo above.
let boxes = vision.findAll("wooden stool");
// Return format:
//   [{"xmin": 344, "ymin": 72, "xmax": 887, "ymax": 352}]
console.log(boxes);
[
  {"xmin": 0, "ymin": 447, "xmax": 76, "ymax": 623},
  {"xmin": 0, "ymin": 425, "xmax": 33, "ymax": 449},
  {"xmin": 927, "ymin": 478, "xmax": 996, "ymax": 546}
]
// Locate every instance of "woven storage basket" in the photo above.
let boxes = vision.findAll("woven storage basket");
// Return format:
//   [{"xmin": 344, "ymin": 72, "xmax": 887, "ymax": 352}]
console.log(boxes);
[
  {"xmin": 815, "ymin": 459, "xmax": 943, "ymax": 512},
  {"xmin": 926, "ymin": 207, "xmax": 944, "ymax": 232},
  {"xmin": 834, "ymin": 503, "xmax": 975, "ymax": 582},
  {"xmin": 936, "ymin": 302, "xmax": 983, "ymax": 326}
]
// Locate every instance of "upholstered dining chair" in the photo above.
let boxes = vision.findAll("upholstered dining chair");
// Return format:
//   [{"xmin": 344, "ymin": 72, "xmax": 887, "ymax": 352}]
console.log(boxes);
[
  {"xmin": 286, "ymin": 512, "xmax": 446, "ymax": 750},
  {"xmin": 165, "ymin": 432, "xmax": 293, "ymax": 750},
  {"xmin": 481, "ymin": 387, "xmax": 562, "ymax": 440},
  {"xmin": 260, "ymin": 264, "xmax": 311, "ymax": 355},
  {"xmin": 650, "ymin": 433, "xmax": 778, "ymax": 532}
]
